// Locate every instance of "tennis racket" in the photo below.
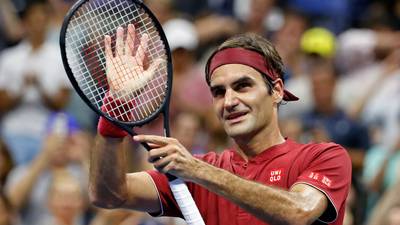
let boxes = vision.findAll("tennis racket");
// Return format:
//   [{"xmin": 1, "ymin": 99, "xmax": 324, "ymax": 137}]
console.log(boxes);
[{"xmin": 59, "ymin": 0, "xmax": 204, "ymax": 224}]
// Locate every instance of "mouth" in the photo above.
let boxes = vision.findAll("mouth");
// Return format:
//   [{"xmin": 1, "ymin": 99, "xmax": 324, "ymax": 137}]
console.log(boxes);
[{"xmin": 224, "ymin": 112, "xmax": 248, "ymax": 123}]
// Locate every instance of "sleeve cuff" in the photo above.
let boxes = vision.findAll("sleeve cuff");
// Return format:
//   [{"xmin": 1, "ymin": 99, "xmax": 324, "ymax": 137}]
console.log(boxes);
[{"xmin": 290, "ymin": 181, "xmax": 338, "ymax": 224}]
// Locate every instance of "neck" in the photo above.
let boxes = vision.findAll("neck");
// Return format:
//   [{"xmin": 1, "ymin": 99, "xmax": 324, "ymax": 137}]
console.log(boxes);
[
  {"xmin": 55, "ymin": 216, "xmax": 74, "ymax": 225},
  {"xmin": 233, "ymin": 112, "xmax": 285, "ymax": 160},
  {"xmin": 316, "ymin": 103, "xmax": 336, "ymax": 115},
  {"xmin": 27, "ymin": 34, "xmax": 45, "ymax": 50}
]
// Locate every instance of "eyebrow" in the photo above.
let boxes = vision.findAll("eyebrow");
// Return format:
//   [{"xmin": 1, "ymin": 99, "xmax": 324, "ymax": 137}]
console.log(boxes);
[
  {"xmin": 209, "ymin": 84, "xmax": 222, "ymax": 94},
  {"xmin": 231, "ymin": 77, "xmax": 254, "ymax": 87},
  {"xmin": 209, "ymin": 75, "xmax": 255, "ymax": 90}
]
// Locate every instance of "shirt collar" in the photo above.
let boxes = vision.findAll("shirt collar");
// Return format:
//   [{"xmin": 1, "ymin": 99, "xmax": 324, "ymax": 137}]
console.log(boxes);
[{"xmin": 230, "ymin": 138, "xmax": 293, "ymax": 164}]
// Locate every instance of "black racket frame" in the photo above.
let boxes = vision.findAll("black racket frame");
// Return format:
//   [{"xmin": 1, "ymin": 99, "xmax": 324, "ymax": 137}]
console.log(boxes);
[{"xmin": 60, "ymin": 0, "xmax": 174, "ymax": 147}]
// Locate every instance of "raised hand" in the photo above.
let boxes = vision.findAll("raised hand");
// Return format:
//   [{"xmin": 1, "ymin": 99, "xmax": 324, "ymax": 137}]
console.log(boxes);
[{"xmin": 105, "ymin": 24, "xmax": 165, "ymax": 99}]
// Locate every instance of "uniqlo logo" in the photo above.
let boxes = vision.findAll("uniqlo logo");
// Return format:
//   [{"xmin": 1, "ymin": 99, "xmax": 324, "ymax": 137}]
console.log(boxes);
[{"xmin": 269, "ymin": 169, "xmax": 283, "ymax": 182}]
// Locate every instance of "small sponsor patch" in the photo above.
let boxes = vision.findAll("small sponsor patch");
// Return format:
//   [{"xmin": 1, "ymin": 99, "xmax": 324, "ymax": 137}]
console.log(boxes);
[{"xmin": 308, "ymin": 172, "xmax": 332, "ymax": 187}]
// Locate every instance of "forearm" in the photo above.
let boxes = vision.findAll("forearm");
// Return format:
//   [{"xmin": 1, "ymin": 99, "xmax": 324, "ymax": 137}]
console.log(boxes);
[
  {"xmin": 367, "ymin": 179, "xmax": 400, "ymax": 225},
  {"xmin": 8, "ymin": 155, "xmax": 47, "ymax": 209},
  {"xmin": 39, "ymin": 88, "xmax": 70, "ymax": 110},
  {"xmin": 193, "ymin": 162, "xmax": 320, "ymax": 225},
  {"xmin": 0, "ymin": 90, "xmax": 20, "ymax": 113},
  {"xmin": 366, "ymin": 157, "xmax": 389, "ymax": 192},
  {"xmin": 89, "ymin": 135, "xmax": 129, "ymax": 208},
  {"xmin": 0, "ymin": 0, "xmax": 23, "ymax": 41},
  {"xmin": 348, "ymin": 69, "xmax": 392, "ymax": 120}
]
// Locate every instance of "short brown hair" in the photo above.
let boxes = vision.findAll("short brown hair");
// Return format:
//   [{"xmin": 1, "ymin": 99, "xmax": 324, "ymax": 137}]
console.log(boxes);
[{"xmin": 205, "ymin": 33, "xmax": 284, "ymax": 85}]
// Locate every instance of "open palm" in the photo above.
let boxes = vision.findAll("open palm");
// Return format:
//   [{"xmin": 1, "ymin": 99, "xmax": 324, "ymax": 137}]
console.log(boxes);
[{"xmin": 105, "ymin": 24, "xmax": 164, "ymax": 99}]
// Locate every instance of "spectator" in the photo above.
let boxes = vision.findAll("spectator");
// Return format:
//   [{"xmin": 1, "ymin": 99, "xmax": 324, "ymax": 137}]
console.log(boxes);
[
  {"xmin": 302, "ymin": 60, "xmax": 370, "ymax": 172},
  {"xmin": 337, "ymin": 48, "xmax": 400, "ymax": 154},
  {"xmin": 172, "ymin": 111, "xmax": 204, "ymax": 154},
  {"xmin": 0, "ymin": 0, "xmax": 71, "ymax": 165},
  {"xmin": 367, "ymin": 173, "xmax": 400, "ymax": 225},
  {"xmin": 4, "ymin": 113, "xmax": 89, "ymax": 225},
  {"xmin": 363, "ymin": 134, "xmax": 400, "ymax": 218},
  {"xmin": 234, "ymin": 0, "xmax": 276, "ymax": 36},
  {"xmin": 163, "ymin": 18, "xmax": 211, "ymax": 117},
  {"xmin": 283, "ymin": 0, "xmax": 351, "ymax": 33},
  {"xmin": 44, "ymin": 171, "xmax": 86, "ymax": 225},
  {"xmin": 279, "ymin": 27, "xmax": 335, "ymax": 120}
]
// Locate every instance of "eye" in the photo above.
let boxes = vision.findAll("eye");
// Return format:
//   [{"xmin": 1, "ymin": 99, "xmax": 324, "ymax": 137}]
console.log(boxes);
[
  {"xmin": 234, "ymin": 82, "xmax": 251, "ymax": 91},
  {"xmin": 211, "ymin": 87, "xmax": 225, "ymax": 98}
]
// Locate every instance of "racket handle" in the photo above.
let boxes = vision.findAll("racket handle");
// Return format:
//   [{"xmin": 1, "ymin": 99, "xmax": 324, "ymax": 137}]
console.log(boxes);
[{"xmin": 169, "ymin": 179, "xmax": 205, "ymax": 225}]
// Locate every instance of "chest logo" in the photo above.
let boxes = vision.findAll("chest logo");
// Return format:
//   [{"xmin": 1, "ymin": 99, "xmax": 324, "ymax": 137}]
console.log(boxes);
[{"xmin": 269, "ymin": 169, "xmax": 283, "ymax": 182}]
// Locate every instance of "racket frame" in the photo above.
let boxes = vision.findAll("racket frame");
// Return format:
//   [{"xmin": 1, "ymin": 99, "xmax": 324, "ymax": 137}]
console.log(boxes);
[{"xmin": 60, "ymin": 0, "xmax": 173, "ymax": 136}]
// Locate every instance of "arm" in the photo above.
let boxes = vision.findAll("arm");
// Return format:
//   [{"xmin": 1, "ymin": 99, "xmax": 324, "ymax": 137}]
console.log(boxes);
[
  {"xmin": 367, "ymin": 176, "xmax": 400, "ymax": 225},
  {"xmin": 347, "ymin": 49, "xmax": 400, "ymax": 120},
  {"xmin": 0, "ymin": 89, "xmax": 21, "ymax": 113},
  {"xmin": 135, "ymin": 135, "xmax": 329, "ymax": 225},
  {"xmin": 88, "ymin": 135, "xmax": 160, "ymax": 213},
  {"xmin": 7, "ymin": 134, "xmax": 64, "ymax": 210},
  {"xmin": 0, "ymin": 0, "xmax": 23, "ymax": 42},
  {"xmin": 90, "ymin": 24, "xmax": 165, "ymax": 211},
  {"xmin": 365, "ymin": 138, "xmax": 400, "ymax": 193},
  {"xmin": 196, "ymin": 163, "xmax": 328, "ymax": 225},
  {"xmin": 24, "ymin": 75, "xmax": 71, "ymax": 111},
  {"xmin": 39, "ymin": 87, "xmax": 71, "ymax": 111}
]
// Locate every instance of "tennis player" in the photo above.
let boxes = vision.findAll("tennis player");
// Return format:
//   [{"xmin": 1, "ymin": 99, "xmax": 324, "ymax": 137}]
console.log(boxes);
[{"xmin": 90, "ymin": 31, "xmax": 351, "ymax": 225}]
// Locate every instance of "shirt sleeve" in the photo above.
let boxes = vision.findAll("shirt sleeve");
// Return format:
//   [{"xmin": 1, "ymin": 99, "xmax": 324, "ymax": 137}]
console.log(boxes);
[
  {"xmin": 293, "ymin": 143, "xmax": 352, "ymax": 223},
  {"xmin": 145, "ymin": 170, "xmax": 183, "ymax": 218}
]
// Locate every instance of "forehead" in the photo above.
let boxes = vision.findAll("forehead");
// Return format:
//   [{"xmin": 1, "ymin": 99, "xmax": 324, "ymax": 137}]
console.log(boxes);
[{"xmin": 209, "ymin": 64, "xmax": 264, "ymax": 86}]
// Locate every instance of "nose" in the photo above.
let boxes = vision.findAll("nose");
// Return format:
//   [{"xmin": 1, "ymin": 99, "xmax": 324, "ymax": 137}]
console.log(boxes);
[{"xmin": 224, "ymin": 89, "xmax": 239, "ymax": 111}]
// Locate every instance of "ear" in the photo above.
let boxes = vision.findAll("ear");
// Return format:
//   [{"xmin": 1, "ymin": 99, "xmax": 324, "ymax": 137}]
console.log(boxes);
[{"xmin": 272, "ymin": 79, "xmax": 284, "ymax": 103}]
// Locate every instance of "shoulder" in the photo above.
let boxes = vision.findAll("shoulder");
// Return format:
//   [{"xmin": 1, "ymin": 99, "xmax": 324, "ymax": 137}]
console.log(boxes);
[
  {"xmin": 299, "ymin": 141, "xmax": 348, "ymax": 157},
  {"xmin": 0, "ymin": 42, "xmax": 28, "ymax": 63},
  {"xmin": 290, "ymin": 141, "xmax": 351, "ymax": 169},
  {"xmin": 283, "ymin": 139, "xmax": 346, "ymax": 157}
]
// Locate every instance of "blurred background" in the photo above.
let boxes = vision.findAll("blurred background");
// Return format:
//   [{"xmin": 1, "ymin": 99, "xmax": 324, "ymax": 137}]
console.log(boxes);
[{"xmin": 0, "ymin": 0, "xmax": 400, "ymax": 224}]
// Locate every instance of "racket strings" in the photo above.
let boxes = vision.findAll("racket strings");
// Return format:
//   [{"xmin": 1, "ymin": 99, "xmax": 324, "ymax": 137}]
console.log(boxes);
[{"xmin": 65, "ymin": 0, "xmax": 169, "ymax": 123}]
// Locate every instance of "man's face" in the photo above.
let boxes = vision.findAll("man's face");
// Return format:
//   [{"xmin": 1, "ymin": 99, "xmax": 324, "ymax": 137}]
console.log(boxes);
[
  {"xmin": 310, "ymin": 67, "xmax": 336, "ymax": 112},
  {"xmin": 209, "ymin": 64, "xmax": 276, "ymax": 139},
  {"xmin": 22, "ymin": 4, "xmax": 49, "ymax": 37}
]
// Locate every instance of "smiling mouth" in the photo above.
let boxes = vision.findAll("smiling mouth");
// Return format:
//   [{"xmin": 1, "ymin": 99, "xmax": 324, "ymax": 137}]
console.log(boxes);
[{"xmin": 225, "ymin": 112, "xmax": 248, "ymax": 123}]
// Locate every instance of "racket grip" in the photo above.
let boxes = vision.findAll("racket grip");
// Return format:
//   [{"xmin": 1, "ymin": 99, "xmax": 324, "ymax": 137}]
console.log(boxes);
[{"xmin": 169, "ymin": 179, "xmax": 205, "ymax": 225}]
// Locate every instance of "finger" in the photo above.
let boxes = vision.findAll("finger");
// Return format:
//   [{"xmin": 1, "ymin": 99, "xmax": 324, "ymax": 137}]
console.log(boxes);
[
  {"xmin": 148, "ymin": 142, "xmax": 162, "ymax": 148},
  {"xmin": 115, "ymin": 26, "xmax": 125, "ymax": 56},
  {"xmin": 146, "ymin": 58, "xmax": 166, "ymax": 75},
  {"xmin": 104, "ymin": 35, "xmax": 113, "ymax": 58},
  {"xmin": 125, "ymin": 24, "xmax": 135, "ymax": 56},
  {"xmin": 153, "ymin": 154, "xmax": 176, "ymax": 173},
  {"xmin": 135, "ymin": 33, "xmax": 149, "ymax": 65},
  {"xmin": 133, "ymin": 134, "xmax": 171, "ymax": 145},
  {"xmin": 147, "ymin": 146, "xmax": 170, "ymax": 163}
]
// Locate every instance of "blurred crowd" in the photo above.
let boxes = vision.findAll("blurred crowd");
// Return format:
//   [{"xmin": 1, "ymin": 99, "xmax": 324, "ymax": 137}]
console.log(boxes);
[{"xmin": 0, "ymin": 0, "xmax": 400, "ymax": 224}]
